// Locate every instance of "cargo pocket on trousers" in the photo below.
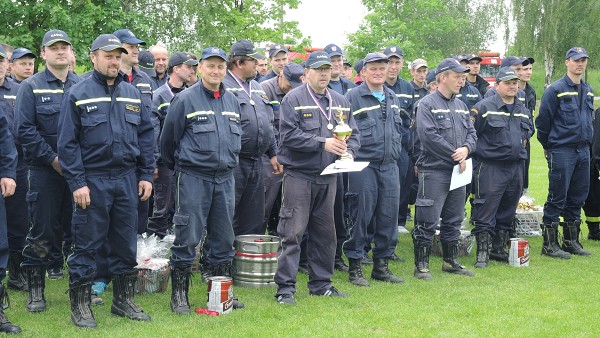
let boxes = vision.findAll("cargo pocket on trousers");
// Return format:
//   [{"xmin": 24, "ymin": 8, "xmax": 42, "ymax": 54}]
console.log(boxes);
[
  {"xmin": 70, "ymin": 214, "xmax": 88, "ymax": 251},
  {"xmin": 277, "ymin": 207, "xmax": 294, "ymax": 239},
  {"xmin": 415, "ymin": 198, "xmax": 435, "ymax": 224},
  {"xmin": 344, "ymin": 192, "xmax": 359, "ymax": 230},
  {"xmin": 172, "ymin": 214, "xmax": 190, "ymax": 245},
  {"xmin": 25, "ymin": 191, "xmax": 38, "ymax": 225}
]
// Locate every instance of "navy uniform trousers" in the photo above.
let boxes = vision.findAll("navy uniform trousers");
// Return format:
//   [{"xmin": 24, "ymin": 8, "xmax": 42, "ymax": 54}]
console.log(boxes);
[
  {"xmin": 275, "ymin": 174, "xmax": 336, "ymax": 296},
  {"xmin": 0, "ymin": 194, "xmax": 9, "ymax": 281},
  {"xmin": 22, "ymin": 168, "xmax": 72, "ymax": 269},
  {"xmin": 344, "ymin": 164, "xmax": 399, "ymax": 260},
  {"xmin": 146, "ymin": 164, "xmax": 176, "ymax": 237},
  {"xmin": 170, "ymin": 172, "xmax": 235, "ymax": 268},
  {"xmin": 413, "ymin": 169, "xmax": 465, "ymax": 245},
  {"xmin": 5, "ymin": 167, "xmax": 28, "ymax": 254},
  {"xmin": 68, "ymin": 171, "xmax": 138, "ymax": 283},
  {"xmin": 233, "ymin": 157, "xmax": 265, "ymax": 235},
  {"xmin": 470, "ymin": 161, "xmax": 523, "ymax": 234}
]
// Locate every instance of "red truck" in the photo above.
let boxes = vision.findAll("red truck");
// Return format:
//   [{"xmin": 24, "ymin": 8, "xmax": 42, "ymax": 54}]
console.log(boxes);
[{"xmin": 478, "ymin": 51, "xmax": 504, "ymax": 87}]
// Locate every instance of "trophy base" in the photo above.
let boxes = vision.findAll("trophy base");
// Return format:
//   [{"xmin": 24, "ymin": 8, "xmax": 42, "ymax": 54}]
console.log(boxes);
[{"xmin": 334, "ymin": 158, "xmax": 354, "ymax": 168}]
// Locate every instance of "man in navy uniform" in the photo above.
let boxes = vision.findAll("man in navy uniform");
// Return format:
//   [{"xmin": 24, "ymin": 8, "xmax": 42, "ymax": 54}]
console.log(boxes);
[
  {"xmin": 16, "ymin": 29, "xmax": 80, "ymax": 311},
  {"xmin": 58, "ymin": 34, "xmax": 154, "ymax": 328},
  {"xmin": 343, "ymin": 52, "xmax": 405, "ymax": 286},
  {"xmin": 469, "ymin": 68, "xmax": 532, "ymax": 268},
  {"xmin": 274, "ymin": 51, "xmax": 359, "ymax": 305},
  {"xmin": 161, "ymin": 47, "xmax": 244, "ymax": 315},
  {"xmin": 413, "ymin": 58, "xmax": 477, "ymax": 280},
  {"xmin": 259, "ymin": 44, "xmax": 289, "ymax": 83},
  {"xmin": 536, "ymin": 47, "xmax": 594, "ymax": 258}
]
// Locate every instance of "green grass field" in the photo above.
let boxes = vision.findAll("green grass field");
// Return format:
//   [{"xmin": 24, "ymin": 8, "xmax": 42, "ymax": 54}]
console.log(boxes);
[{"xmin": 5, "ymin": 133, "xmax": 600, "ymax": 337}]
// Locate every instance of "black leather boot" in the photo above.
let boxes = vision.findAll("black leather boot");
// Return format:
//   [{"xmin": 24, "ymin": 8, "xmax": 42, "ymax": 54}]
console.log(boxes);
[
  {"xmin": 26, "ymin": 266, "xmax": 46, "ymax": 312},
  {"xmin": 371, "ymin": 258, "xmax": 404, "ymax": 283},
  {"xmin": 474, "ymin": 232, "xmax": 491, "ymax": 268},
  {"xmin": 334, "ymin": 257, "xmax": 349, "ymax": 272},
  {"xmin": 69, "ymin": 281, "xmax": 96, "ymax": 328},
  {"xmin": 413, "ymin": 243, "xmax": 432, "ymax": 280},
  {"xmin": 0, "ymin": 284, "xmax": 21, "ymax": 333},
  {"xmin": 562, "ymin": 221, "xmax": 591, "ymax": 256},
  {"xmin": 7, "ymin": 252, "xmax": 27, "ymax": 292},
  {"xmin": 588, "ymin": 221, "xmax": 600, "ymax": 241},
  {"xmin": 441, "ymin": 241, "xmax": 474, "ymax": 276},
  {"xmin": 541, "ymin": 222, "xmax": 571, "ymax": 259},
  {"xmin": 348, "ymin": 258, "xmax": 369, "ymax": 287},
  {"xmin": 489, "ymin": 230, "xmax": 509, "ymax": 262},
  {"xmin": 111, "ymin": 273, "xmax": 151, "ymax": 321},
  {"xmin": 170, "ymin": 267, "xmax": 191, "ymax": 315}
]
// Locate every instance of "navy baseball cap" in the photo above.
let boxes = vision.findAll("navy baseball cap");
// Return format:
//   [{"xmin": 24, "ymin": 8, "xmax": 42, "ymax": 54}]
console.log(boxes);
[
  {"xmin": 466, "ymin": 53, "xmax": 482, "ymax": 62},
  {"xmin": 305, "ymin": 51, "xmax": 332, "ymax": 69},
  {"xmin": 343, "ymin": 57, "xmax": 351, "ymax": 67},
  {"xmin": 565, "ymin": 47, "xmax": 589, "ymax": 60},
  {"xmin": 283, "ymin": 63, "xmax": 304, "ymax": 88},
  {"xmin": 201, "ymin": 47, "xmax": 227, "ymax": 61},
  {"xmin": 169, "ymin": 52, "xmax": 199, "ymax": 69},
  {"xmin": 230, "ymin": 39, "xmax": 264, "ymax": 60},
  {"xmin": 324, "ymin": 44, "xmax": 343, "ymax": 57},
  {"xmin": 363, "ymin": 52, "xmax": 388, "ymax": 65},
  {"xmin": 496, "ymin": 67, "xmax": 520, "ymax": 82},
  {"xmin": 501, "ymin": 56, "xmax": 530, "ymax": 67},
  {"xmin": 354, "ymin": 59, "xmax": 364, "ymax": 74},
  {"xmin": 268, "ymin": 44, "xmax": 288, "ymax": 58},
  {"xmin": 455, "ymin": 55, "xmax": 469, "ymax": 63},
  {"xmin": 42, "ymin": 30, "xmax": 71, "ymax": 47},
  {"xmin": 113, "ymin": 29, "xmax": 146, "ymax": 45},
  {"xmin": 426, "ymin": 69, "xmax": 437, "ymax": 84},
  {"xmin": 90, "ymin": 34, "xmax": 128, "ymax": 54},
  {"xmin": 0, "ymin": 45, "xmax": 6, "ymax": 59},
  {"xmin": 436, "ymin": 58, "xmax": 469, "ymax": 75},
  {"xmin": 138, "ymin": 50, "xmax": 156, "ymax": 77},
  {"xmin": 9, "ymin": 47, "xmax": 36, "ymax": 62},
  {"xmin": 383, "ymin": 46, "xmax": 403, "ymax": 58}
]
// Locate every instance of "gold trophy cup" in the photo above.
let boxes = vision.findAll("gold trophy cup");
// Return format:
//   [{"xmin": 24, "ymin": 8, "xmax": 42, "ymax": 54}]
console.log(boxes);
[{"xmin": 333, "ymin": 109, "xmax": 353, "ymax": 165}]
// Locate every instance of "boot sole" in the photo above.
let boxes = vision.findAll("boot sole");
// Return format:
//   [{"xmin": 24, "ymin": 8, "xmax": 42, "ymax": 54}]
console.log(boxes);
[
  {"xmin": 111, "ymin": 305, "xmax": 151, "ymax": 321},
  {"xmin": 371, "ymin": 276, "xmax": 404, "ymax": 284},
  {"xmin": 442, "ymin": 268, "xmax": 474, "ymax": 277},
  {"xmin": 541, "ymin": 251, "xmax": 571, "ymax": 259},
  {"xmin": 71, "ymin": 315, "xmax": 97, "ymax": 328}
]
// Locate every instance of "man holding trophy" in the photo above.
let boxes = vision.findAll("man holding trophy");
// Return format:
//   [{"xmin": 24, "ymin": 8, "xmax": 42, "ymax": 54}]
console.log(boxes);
[
  {"xmin": 343, "ymin": 52, "xmax": 405, "ymax": 287},
  {"xmin": 274, "ymin": 51, "xmax": 360, "ymax": 305}
]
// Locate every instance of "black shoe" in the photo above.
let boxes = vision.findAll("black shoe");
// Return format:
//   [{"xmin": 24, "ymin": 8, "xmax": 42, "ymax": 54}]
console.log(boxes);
[
  {"xmin": 389, "ymin": 253, "xmax": 405, "ymax": 263},
  {"xmin": 232, "ymin": 297, "xmax": 244, "ymax": 310},
  {"xmin": 562, "ymin": 221, "xmax": 591, "ymax": 256},
  {"xmin": 26, "ymin": 266, "xmax": 46, "ymax": 312},
  {"xmin": 361, "ymin": 255, "xmax": 373, "ymax": 265},
  {"xmin": 587, "ymin": 222, "xmax": 600, "ymax": 241},
  {"xmin": 371, "ymin": 258, "xmax": 404, "ymax": 283},
  {"xmin": 474, "ymin": 232, "xmax": 491, "ymax": 268},
  {"xmin": 309, "ymin": 286, "xmax": 349, "ymax": 297},
  {"xmin": 170, "ymin": 267, "xmax": 191, "ymax": 315},
  {"xmin": 441, "ymin": 241, "xmax": 474, "ymax": 277},
  {"xmin": 276, "ymin": 294, "xmax": 296, "ymax": 305},
  {"xmin": 111, "ymin": 273, "xmax": 151, "ymax": 321},
  {"xmin": 541, "ymin": 223, "xmax": 571, "ymax": 259},
  {"xmin": 413, "ymin": 243, "xmax": 432, "ymax": 280},
  {"xmin": 69, "ymin": 282, "xmax": 96, "ymax": 328},
  {"xmin": 334, "ymin": 258, "xmax": 349, "ymax": 272},
  {"xmin": 47, "ymin": 267, "xmax": 64, "ymax": 280},
  {"xmin": 0, "ymin": 285, "xmax": 21, "ymax": 333},
  {"xmin": 7, "ymin": 252, "xmax": 27, "ymax": 292},
  {"xmin": 348, "ymin": 259, "xmax": 370, "ymax": 287},
  {"xmin": 489, "ymin": 230, "xmax": 509, "ymax": 263}
]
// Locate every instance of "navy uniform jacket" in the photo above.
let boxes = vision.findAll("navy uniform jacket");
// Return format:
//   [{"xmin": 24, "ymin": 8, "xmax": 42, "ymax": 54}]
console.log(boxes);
[
  {"xmin": 385, "ymin": 77, "xmax": 414, "ymax": 150},
  {"xmin": 261, "ymin": 76, "xmax": 284, "ymax": 145},
  {"xmin": 468, "ymin": 75, "xmax": 489, "ymax": 97},
  {"xmin": 523, "ymin": 82, "xmax": 537, "ymax": 134},
  {"xmin": 15, "ymin": 68, "xmax": 80, "ymax": 168},
  {"xmin": 328, "ymin": 77, "xmax": 355, "ymax": 95},
  {"xmin": 0, "ymin": 78, "xmax": 23, "ymax": 170},
  {"xmin": 259, "ymin": 70, "xmax": 277, "ymax": 83},
  {"xmin": 484, "ymin": 87, "xmax": 526, "ymax": 105},
  {"xmin": 278, "ymin": 84, "xmax": 360, "ymax": 183},
  {"xmin": 415, "ymin": 90, "xmax": 477, "ymax": 171},
  {"xmin": 0, "ymin": 107, "xmax": 17, "ymax": 180},
  {"xmin": 457, "ymin": 83, "xmax": 482, "ymax": 110},
  {"xmin": 223, "ymin": 71, "xmax": 276, "ymax": 159},
  {"xmin": 470, "ymin": 93, "xmax": 531, "ymax": 162},
  {"xmin": 593, "ymin": 108, "xmax": 600, "ymax": 167},
  {"xmin": 410, "ymin": 80, "xmax": 428, "ymax": 103},
  {"xmin": 151, "ymin": 83, "xmax": 185, "ymax": 164},
  {"xmin": 345, "ymin": 83, "xmax": 403, "ymax": 165},
  {"xmin": 58, "ymin": 70, "xmax": 155, "ymax": 193},
  {"xmin": 536, "ymin": 75, "xmax": 594, "ymax": 149},
  {"xmin": 160, "ymin": 81, "xmax": 242, "ymax": 182},
  {"xmin": 151, "ymin": 74, "xmax": 169, "ymax": 89}
]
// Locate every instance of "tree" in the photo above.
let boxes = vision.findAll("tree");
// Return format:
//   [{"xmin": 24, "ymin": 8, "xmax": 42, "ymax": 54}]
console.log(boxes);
[{"xmin": 346, "ymin": 0, "xmax": 504, "ymax": 70}]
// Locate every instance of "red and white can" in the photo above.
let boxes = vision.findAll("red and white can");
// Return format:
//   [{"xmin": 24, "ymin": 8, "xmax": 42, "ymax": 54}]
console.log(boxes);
[
  {"xmin": 207, "ymin": 276, "xmax": 234, "ymax": 314},
  {"xmin": 508, "ymin": 238, "xmax": 530, "ymax": 267}
]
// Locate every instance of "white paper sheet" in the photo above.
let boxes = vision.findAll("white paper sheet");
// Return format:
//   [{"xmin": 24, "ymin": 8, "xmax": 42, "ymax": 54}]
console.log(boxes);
[
  {"xmin": 320, "ymin": 161, "xmax": 370, "ymax": 175},
  {"xmin": 449, "ymin": 158, "xmax": 472, "ymax": 191}
]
